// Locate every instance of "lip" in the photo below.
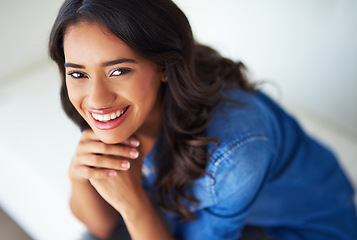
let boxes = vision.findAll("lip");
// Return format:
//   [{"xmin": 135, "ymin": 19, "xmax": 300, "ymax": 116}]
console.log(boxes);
[
  {"xmin": 88, "ymin": 106, "xmax": 131, "ymax": 130},
  {"xmin": 88, "ymin": 106, "xmax": 128, "ymax": 115}
]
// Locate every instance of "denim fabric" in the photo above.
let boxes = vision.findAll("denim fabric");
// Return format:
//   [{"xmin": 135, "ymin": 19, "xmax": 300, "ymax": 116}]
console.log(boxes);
[{"xmin": 140, "ymin": 85, "xmax": 357, "ymax": 240}]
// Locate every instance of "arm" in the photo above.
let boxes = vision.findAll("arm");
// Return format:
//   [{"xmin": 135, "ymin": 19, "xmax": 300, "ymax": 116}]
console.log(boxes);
[
  {"xmin": 68, "ymin": 130, "xmax": 137, "ymax": 238},
  {"xmin": 69, "ymin": 179, "xmax": 120, "ymax": 239},
  {"xmin": 87, "ymin": 142, "xmax": 175, "ymax": 240},
  {"xmin": 118, "ymin": 189, "xmax": 175, "ymax": 240},
  {"xmin": 70, "ymin": 129, "xmax": 174, "ymax": 239},
  {"xmin": 88, "ymin": 176, "xmax": 175, "ymax": 240}
]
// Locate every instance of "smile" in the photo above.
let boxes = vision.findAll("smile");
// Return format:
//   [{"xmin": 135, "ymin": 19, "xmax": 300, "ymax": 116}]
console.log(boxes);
[
  {"xmin": 91, "ymin": 107, "xmax": 128, "ymax": 122},
  {"xmin": 88, "ymin": 106, "xmax": 130, "ymax": 130}
]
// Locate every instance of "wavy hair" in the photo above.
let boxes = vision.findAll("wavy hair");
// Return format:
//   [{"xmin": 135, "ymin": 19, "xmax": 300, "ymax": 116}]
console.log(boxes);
[{"xmin": 49, "ymin": 0, "xmax": 254, "ymax": 221}]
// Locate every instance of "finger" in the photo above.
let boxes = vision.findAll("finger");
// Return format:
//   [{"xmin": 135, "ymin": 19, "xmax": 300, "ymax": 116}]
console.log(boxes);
[
  {"xmin": 121, "ymin": 137, "xmax": 141, "ymax": 147},
  {"xmin": 80, "ymin": 141, "xmax": 139, "ymax": 159},
  {"xmin": 77, "ymin": 165, "xmax": 119, "ymax": 180},
  {"xmin": 84, "ymin": 154, "xmax": 131, "ymax": 171}
]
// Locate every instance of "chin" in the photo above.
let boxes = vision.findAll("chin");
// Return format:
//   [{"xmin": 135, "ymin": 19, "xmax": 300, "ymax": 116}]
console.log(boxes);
[
  {"xmin": 93, "ymin": 129, "xmax": 130, "ymax": 145},
  {"xmin": 100, "ymin": 138, "xmax": 119, "ymax": 144},
  {"xmin": 96, "ymin": 134, "xmax": 122, "ymax": 145}
]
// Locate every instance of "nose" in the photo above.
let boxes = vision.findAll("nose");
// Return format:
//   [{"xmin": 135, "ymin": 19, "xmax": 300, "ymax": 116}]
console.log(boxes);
[{"xmin": 87, "ymin": 76, "xmax": 116, "ymax": 109}]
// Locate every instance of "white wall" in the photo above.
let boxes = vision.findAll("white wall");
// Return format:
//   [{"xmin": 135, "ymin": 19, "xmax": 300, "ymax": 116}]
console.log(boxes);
[
  {"xmin": 0, "ymin": 0, "xmax": 64, "ymax": 81},
  {"xmin": 175, "ymin": 0, "xmax": 357, "ymax": 138}
]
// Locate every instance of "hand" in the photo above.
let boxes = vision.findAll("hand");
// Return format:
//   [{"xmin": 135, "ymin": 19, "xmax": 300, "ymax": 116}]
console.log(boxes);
[
  {"xmin": 68, "ymin": 129, "xmax": 140, "ymax": 182},
  {"xmin": 69, "ymin": 129, "xmax": 145, "ymax": 215}
]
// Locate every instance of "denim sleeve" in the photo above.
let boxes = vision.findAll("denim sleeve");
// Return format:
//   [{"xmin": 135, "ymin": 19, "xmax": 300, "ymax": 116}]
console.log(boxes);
[{"xmin": 175, "ymin": 139, "xmax": 273, "ymax": 240}]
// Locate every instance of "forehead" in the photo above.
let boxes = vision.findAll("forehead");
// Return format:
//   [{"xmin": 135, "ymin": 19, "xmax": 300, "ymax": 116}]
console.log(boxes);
[{"xmin": 63, "ymin": 21, "xmax": 139, "ymax": 62}]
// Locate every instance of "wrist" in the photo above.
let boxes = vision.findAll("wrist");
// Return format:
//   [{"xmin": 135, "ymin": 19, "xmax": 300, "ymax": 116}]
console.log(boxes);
[
  {"xmin": 120, "ymin": 190, "xmax": 151, "ymax": 222},
  {"xmin": 70, "ymin": 177, "xmax": 93, "ymax": 192},
  {"xmin": 120, "ymin": 191, "xmax": 175, "ymax": 240},
  {"xmin": 68, "ymin": 169, "xmax": 89, "ymax": 183}
]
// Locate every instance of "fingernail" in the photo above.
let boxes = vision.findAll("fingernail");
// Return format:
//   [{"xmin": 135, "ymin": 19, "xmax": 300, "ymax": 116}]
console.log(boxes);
[
  {"xmin": 108, "ymin": 171, "xmax": 117, "ymax": 177},
  {"xmin": 121, "ymin": 161, "xmax": 130, "ymax": 169},
  {"xmin": 130, "ymin": 139, "xmax": 140, "ymax": 147},
  {"xmin": 130, "ymin": 149, "xmax": 139, "ymax": 158}
]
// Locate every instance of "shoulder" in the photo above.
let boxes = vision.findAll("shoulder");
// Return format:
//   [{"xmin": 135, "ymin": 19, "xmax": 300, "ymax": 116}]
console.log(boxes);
[
  {"xmin": 209, "ymin": 87, "xmax": 278, "ymax": 141},
  {"xmin": 205, "ymin": 86, "xmax": 279, "ymax": 155},
  {"xmin": 187, "ymin": 87, "xmax": 278, "ymax": 211}
]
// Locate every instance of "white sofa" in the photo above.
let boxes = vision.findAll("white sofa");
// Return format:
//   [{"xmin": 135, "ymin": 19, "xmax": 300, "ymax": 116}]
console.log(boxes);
[{"xmin": 0, "ymin": 64, "xmax": 85, "ymax": 239}]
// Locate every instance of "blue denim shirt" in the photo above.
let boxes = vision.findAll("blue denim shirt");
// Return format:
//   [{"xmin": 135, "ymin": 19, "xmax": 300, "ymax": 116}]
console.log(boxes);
[{"xmin": 142, "ymin": 86, "xmax": 357, "ymax": 240}]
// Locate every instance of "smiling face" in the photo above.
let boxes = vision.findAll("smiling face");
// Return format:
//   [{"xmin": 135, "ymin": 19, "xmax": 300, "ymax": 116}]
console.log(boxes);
[{"xmin": 63, "ymin": 21, "xmax": 165, "ymax": 144}]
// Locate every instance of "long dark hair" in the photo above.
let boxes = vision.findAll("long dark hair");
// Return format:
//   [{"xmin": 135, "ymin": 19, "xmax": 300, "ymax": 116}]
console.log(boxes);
[{"xmin": 49, "ymin": 0, "xmax": 253, "ymax": 221}]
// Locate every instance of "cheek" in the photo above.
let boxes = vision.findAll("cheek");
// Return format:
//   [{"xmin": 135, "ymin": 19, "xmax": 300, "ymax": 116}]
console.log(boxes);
[
  {"xmin": 133, "ymin": 79, "xmax": 160, "ymax": 107},
  {"xmin": 123, "ymin": 72, "xmax": 161, "ymax": 103},
  {"xmin": 66, "ymin": 80, "xmax": 83, "ymax": 110}
]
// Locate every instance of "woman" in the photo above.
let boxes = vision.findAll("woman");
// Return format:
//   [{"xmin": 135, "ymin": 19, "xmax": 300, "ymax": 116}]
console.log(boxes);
[{"xmin": 49, "ymin": 0, "xmax": 357, "ymax": 239}]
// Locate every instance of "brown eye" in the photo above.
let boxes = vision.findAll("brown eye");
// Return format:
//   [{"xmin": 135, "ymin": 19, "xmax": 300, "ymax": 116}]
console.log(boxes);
[
  {"xmin": 110, "ymin": 68, "xmax": 132, "ymax": 77},
  {"xmin": 68, "ymin": 72, "xmax": 85, "ymax": 79}
]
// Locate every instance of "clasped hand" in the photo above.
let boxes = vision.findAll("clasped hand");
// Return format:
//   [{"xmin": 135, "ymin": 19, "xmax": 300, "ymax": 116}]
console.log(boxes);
[{"xmin": 69, "ymin": 129, "xmax": 145, "ymax": 214}]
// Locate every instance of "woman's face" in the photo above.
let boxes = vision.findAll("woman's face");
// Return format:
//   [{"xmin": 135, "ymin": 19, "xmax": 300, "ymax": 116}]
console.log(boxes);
[{"xmin": 63, "ymin": 22, "xmax": 165, "ymax": 144}]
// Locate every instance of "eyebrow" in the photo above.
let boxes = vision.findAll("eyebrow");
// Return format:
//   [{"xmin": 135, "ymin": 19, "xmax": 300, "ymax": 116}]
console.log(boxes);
[
  {"xmin": 64, "ymin": 58, "xmax": 137, "ymax": 68},
  {"xmin": 104, "ymin": 58, "xmax": 137, "ymax": 66}
]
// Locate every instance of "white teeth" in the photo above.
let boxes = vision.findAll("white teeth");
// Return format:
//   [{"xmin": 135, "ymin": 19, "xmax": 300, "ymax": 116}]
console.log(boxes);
[
  {"xmin": 103, "ymin": 114, "xmax": 110, "ymax": 121},
  {"xmin": 91, "ymin": 109, "xmax": 127, "ymax": 122}
]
